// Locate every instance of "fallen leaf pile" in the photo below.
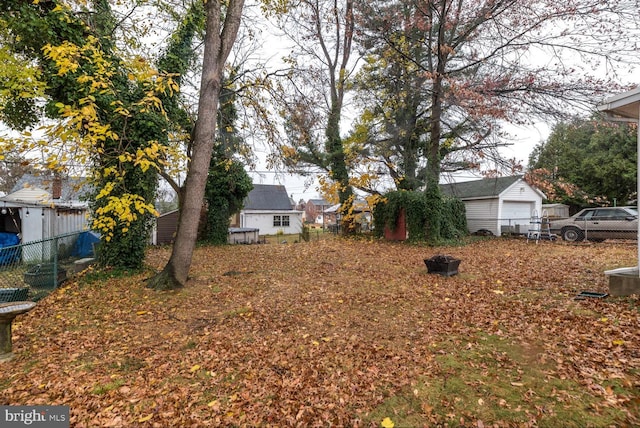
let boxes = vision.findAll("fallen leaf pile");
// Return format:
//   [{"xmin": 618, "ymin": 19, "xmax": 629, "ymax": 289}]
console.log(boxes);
[{"xmin": 1, "ymin": 238, "xmax": 639, "ymax": 427}]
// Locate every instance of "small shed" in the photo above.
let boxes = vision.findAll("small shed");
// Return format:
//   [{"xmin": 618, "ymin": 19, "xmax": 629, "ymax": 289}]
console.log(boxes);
[
  {"xmin": 440, "ymin": 176, "xmax": 545, "ymax": 236},
  {"xmin": 238, "ymin": 184, "xmax": 303, "ymax": 235},
  {"xmin": 154, "ymin": 210, "xmax": 179, "ymax": 245},
  {"xmin": 0, "ymin": 187, "xmax": 88, "ymax": 242},
  {"xmin": 0, "ymin": 187, "xmax": 89, "ymax": 263}
]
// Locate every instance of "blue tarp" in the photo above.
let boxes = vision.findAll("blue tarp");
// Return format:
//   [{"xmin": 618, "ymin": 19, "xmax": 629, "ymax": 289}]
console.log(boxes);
[
  {"xmin": 71, "ymin": 231, "xmax": 100, "ymax": 258},
  {"xmin": 0, "ymin": 232, "xmax": 20, "ymax": 265}
]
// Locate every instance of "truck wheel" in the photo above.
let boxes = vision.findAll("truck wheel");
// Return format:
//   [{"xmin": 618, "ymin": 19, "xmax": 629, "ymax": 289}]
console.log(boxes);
[{"xmin": 562, "ymin": 227, "xmax": 584, "ymax": 242}]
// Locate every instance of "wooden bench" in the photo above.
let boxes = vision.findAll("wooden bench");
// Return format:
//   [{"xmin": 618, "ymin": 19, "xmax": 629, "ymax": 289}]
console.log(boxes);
[{"xmin": 0, "ymin": 288, "xmax": 29, "ymax": 303}]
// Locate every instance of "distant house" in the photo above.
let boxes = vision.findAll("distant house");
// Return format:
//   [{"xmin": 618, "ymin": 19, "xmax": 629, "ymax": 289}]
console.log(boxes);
[
  {"xmin": 305, "ymin": 198, "xmax": 332, "ymax": 225},
  {"xmin": 234, "ymin": 184, "xmax": 303, "ymax": 235},
  {"xmin": 324, "ymin": 200, "xmax": 372, "ymax": 231},
  {"xmin": 440, "ymin": 176, "xmax": 545, "ymax": 236}
]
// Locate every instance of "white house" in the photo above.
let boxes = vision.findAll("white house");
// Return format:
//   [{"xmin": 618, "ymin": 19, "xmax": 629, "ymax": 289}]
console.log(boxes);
[
  {"xmin": 237, "ymin": 184, "xmax": 303, "ymax": 235},
  {"xmin": 440, "ymin": 176, "xmax": 545, "ymax": 236}
]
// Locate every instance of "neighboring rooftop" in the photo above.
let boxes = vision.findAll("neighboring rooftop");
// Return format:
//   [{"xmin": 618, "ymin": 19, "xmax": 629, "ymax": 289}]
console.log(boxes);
[
  {"xmin": 308, "ymin": 198, "xmax": 330, "ymax": 206},
  {"xmin": 440, "ymin": 176, "xmax": 523, "ymax": 199},
  {"xmin": 11, "ymin": 174, "xmax": 90, "ymax": 201}
]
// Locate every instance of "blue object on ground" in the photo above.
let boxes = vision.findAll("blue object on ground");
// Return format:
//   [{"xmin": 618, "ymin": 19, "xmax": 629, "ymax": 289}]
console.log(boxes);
[
  {"xmin": 71, "ymin": 231, "xmax": 100, "ymax": 258},
  {"xmin": 0, "ymin": 232, "xmax": 20, "ymax": 265}
]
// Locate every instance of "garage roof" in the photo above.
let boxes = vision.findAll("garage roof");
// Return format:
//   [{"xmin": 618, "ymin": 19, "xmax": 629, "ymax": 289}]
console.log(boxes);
[
  {"xmin": 243, "ymin": 184, "xmax": 293, "ymax": 210},
  {"xmin": 440, "ymin": 176, "xmax": 525, "ymax": 199}
]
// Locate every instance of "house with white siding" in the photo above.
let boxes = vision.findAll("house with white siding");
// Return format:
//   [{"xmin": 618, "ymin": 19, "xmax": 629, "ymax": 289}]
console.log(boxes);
[
  {"xmin": 440, "ymin": 176, "xmax": 545, "ymax": 236},
  {"xmin": 234, "ymin": 184, "xmax": 303, "ymax": 236}
]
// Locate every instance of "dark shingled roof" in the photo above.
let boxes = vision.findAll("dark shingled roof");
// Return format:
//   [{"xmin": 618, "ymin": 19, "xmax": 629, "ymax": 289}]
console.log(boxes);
[
  {"xmin": 243, "ymin": 184, "xmax": 293, "ymax": 210},
  {"xmin": 440, "ymin": 176, "xmax": 522, "ymax": 199}
]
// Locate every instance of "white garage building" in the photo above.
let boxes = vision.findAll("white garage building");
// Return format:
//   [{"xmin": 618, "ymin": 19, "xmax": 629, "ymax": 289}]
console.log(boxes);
[{"xmin": 440, "ymin": 176, "xmax": 546, "ymax": 236}]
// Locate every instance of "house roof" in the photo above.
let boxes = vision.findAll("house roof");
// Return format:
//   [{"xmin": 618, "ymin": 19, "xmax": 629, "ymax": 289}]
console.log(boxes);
[
  {"xmin": 11, "ymin": 174, "xmax": 90, "ymax": 201},
  {"xmin": 308, "ymin": 198, "xmax": 330, "ymax": 206},
  {"xmin": 325, "ymin": 200, "xmax": 370, "ymax": 213},
  {"xmin": 597, "ymin": 87, "xmax": 640, "ymax": 121},
  {"xmin": 243, "ymin": 184, "xmax": 293, "ymax": 210},
  {"xmin": 440, "ymin": 176, "xmax": 526, "ymax": 199}
]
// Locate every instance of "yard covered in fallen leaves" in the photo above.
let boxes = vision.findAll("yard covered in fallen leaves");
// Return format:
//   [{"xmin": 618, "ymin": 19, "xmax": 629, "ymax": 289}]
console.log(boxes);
[{"xmin": 2, "ymin": 237, "xmax": 640, "ymax": 427}]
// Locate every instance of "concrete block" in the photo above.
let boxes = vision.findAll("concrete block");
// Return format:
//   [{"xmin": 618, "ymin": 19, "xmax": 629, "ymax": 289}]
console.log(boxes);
[{"xmin": 607, "ymin": 269, "xmax": 640, "ymax": 297}]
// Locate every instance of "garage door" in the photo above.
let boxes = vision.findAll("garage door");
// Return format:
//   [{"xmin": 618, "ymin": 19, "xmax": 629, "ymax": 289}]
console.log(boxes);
[{"xmin": 502, "ymin": 201, "xmax": 533, "ymax": 226}]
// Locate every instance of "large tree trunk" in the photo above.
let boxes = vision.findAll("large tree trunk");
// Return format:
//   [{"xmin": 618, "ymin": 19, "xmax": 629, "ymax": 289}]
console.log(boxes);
[
  {"xmin": 148, "ymin": 0, "xmax": 245, "ymax": 290},
  {"xmin": 425, "ymin": 0, "xmax": 448, "ymax": 189}
]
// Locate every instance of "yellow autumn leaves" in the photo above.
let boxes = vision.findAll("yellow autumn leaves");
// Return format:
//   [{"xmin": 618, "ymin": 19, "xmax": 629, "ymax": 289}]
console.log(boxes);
[
  {"xmin": 1, "ymin": 4, "xmax": 182, "ymax": 240},
  {"xmin": 381, "ymin": 417, "xmax": 395, "ymax": 427}
]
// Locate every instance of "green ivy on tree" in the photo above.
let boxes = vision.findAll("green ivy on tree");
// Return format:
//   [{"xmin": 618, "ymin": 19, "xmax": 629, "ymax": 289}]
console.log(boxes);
[
  {"xmin": 373, "ymin": 189, "xmax": 467, "ymax": 243},
  {"xmin": 202, "ymin": 71, "xmax": 252, "ymax": 245},
  {"xmin": 203, "ymin": 146, "xmax": 253, "ymax": 244}
]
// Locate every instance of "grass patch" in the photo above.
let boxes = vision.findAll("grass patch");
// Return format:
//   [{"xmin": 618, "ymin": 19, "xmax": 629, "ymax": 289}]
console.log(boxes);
[
  {"xmin": 81, "ymin": 265, "xmax": 153, "ymax": 284},
  {"xmin": 91, "ymin": 378, "xmax": 126, "ymax": 395},
  {"xmin": 366, "ymin": 333, "xmax": 628, "ymax": 427},
  {"xmin": 261, "ymin": 230, "xmax": 334, "ymax": 244}
]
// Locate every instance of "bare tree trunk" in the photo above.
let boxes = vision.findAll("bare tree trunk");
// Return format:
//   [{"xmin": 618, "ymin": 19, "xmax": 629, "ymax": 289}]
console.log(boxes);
[
  {"xmin": 148, "ymin": 0, "xmax": 245, "ymax": 290},
  {"xmin": 425, "ymin": 0, "xmax": 448, "ymax": 189}
]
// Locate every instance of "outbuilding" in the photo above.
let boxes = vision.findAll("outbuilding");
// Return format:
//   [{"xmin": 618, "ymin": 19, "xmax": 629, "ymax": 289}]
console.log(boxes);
[
  {"xmin": 440, "ymin": 176, "xmax": 545, "ymax": 236},
  {"xmin": 235, "ymin": 184, "xmax": 303, "ymax": 236},
  {"xmin": 0, "ymin": 187, "xmax": 89, "ymax": 262}
]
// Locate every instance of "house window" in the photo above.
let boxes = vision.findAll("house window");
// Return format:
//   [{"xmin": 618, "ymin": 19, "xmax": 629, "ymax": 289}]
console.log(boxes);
[{"xmin": 273, "ymin": 215, "xmax": 290, "ymax": 227}]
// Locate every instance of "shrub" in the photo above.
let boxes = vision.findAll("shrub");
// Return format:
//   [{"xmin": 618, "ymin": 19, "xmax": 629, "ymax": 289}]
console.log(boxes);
[{"xmin": 373, "ymin": 189, "xmax": 467, "ymax": 243}]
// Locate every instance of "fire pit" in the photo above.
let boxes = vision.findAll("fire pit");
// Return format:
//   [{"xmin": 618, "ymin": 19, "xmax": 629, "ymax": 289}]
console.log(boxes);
[{"xmin": 424, "ymin": 255, "xmax": 461, "ymax": 277}]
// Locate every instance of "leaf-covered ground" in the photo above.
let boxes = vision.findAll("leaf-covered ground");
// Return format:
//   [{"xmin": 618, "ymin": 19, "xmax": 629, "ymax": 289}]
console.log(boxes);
[{"xmin": 2, "ymin": 238, "xmax": 639, "ymax": 427}]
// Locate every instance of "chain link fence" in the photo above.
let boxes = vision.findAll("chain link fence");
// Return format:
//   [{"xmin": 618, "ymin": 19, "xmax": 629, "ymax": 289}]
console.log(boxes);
[
  {"xmin": 0, "ymin": 231, "xmax": 92, "ymax": 301},
  {"xmin": 469, "ymin": 212, "xmax": 638, "ymax": 242}
]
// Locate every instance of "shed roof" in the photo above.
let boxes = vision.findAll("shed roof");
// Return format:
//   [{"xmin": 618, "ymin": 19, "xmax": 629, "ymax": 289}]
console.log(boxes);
[
  {"xmin": 440, "ymin": 176, "xmax": 525, "ymax": 199},
  {"xmin": 243, "ymin": 184, "xmax": 293, "ymax": 210},
  {"xmin": 1, "ymin": 187, "xmax": 51, "ymax": 204},
  {"xmin": 11, "ymin": 174, "xmax": 90, "ymax": 201},
  {"xmin": 0, "ymin": 187, "xmax": 87, "ymax": 208}
]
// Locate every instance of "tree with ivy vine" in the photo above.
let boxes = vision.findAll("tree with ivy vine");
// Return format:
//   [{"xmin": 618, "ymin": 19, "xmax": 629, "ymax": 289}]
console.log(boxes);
[{"xmin": 202, "ymin": 71, "xmax": 253, "ymax": 245}]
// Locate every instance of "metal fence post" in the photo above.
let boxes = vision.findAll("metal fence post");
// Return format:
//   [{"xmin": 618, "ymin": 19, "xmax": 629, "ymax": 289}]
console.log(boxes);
[{"xmin": 53, "ymin": 236, "xmax": 59, "ymax": 289}]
